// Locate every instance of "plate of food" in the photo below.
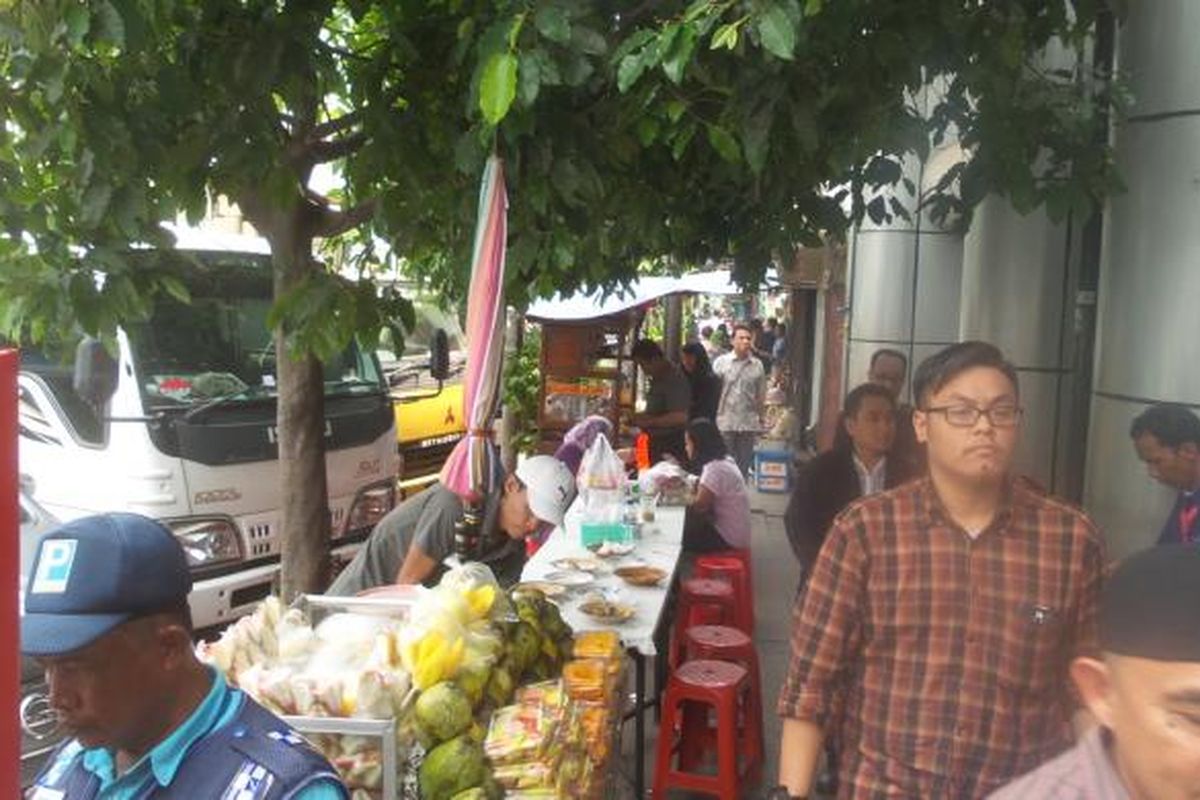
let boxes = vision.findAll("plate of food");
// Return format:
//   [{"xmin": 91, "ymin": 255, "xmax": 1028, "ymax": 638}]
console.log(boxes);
[
  {"xmin": 542, "ymin": 569, "xmax": 593, "ymax": 588},
  {"xmin": 512, "ymin": 580, "xmax": 569, "ymax": 599},
  {"xmin": 579, "ymin": 594, "xmax": 636, "ymax": 624},
  {"xmin": 552, "ymin": 556, "xmax": 608, "ymax": 573},
  {"xmin": 613, "ymin": 565, "xmax": 667, "ymax": 587},
  {"xmin": 594, "ymin": 540, "xmax": 636, "ymax": 557}
]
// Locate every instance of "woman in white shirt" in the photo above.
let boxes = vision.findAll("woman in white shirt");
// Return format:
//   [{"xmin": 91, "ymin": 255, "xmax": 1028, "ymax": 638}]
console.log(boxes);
[{"xmin": 683, "ymin": 417, "xmax": 752, "ymax": 553}]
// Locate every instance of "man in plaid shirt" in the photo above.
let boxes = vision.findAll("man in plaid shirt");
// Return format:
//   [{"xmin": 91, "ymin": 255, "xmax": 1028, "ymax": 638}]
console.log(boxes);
[{"xmin": 775, "ymin": 341, "xmax": 1105, "ymax": 799}]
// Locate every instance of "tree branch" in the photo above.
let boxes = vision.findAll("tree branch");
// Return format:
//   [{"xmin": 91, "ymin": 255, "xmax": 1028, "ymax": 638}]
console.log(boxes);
[
  {"xmin": 309, "ymin": 131, "xmax": 370, "ymax": 164},
  {"xmin": 312, "ymin": 198, "xmax": 378, "ymax": 239},
  {"xmin": 311, "ymin": 109, "xmax": 363, "ymax": 140}
]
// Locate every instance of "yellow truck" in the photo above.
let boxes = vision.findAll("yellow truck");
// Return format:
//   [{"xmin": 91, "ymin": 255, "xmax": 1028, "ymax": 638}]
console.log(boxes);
[{"xmin": 378, "ymin": 301, "xmax": 467, "ymax": 498}]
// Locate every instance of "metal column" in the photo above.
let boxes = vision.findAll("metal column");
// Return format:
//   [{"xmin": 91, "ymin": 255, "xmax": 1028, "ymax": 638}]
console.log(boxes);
[{"xmin": 1084, "ymin": 0, "xmax": 1200, "ymax": 557}]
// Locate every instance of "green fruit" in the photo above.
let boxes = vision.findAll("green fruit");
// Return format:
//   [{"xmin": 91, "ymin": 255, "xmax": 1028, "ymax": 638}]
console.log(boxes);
[
  {"xmin": 456, "ymin": 663, "xmax": 490, "ymax": 708},
  {"xmin": 415, "ymin": 682, "xmax": 473, "ymax": 743},
  {"xmin": 450, "ymin": 789, "xmax": 487, "ymax": 800},
  {"xmin": 419, "ymin": 736, "xmax": 488, "ymax": 800},
  {"xmin": 485, "ymin": 665, "xmax": 514, "ymax": 708},
  {"xmin": 510, "ymin": 621, "xmax": 541, "ymax": 673}
]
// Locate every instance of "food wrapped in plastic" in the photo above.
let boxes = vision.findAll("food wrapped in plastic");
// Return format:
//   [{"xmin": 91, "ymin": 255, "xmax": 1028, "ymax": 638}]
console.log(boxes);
[
  {"xmin": 491, "ymin": 760, "xmax": 557, "ymax": 791},
  {"xmin": 483, "ymin": 703, "xmax": 560, "ymax": 767},
  {"xmin": 562, "ymin": 659, "xmax": 609, "ymax": 703},
  {"xmin": 571, "ymin": 631, "xmax": 622, "ymax": 662},
  {"xmin": 577, "ymin": 703, "xmax": 612, "ymax": 764}
]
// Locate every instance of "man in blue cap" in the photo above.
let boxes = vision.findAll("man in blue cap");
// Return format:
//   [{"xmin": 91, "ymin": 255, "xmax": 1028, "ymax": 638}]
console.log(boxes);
[{"xmin": 22, "ymin": 513, "xmax": 348, "ymax": 799}]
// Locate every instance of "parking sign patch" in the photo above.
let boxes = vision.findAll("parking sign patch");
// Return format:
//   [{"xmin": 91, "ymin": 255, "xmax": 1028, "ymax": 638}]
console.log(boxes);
[{"xmin": 32, "ymin": 539, "xmax": 77, "ymax": 594}]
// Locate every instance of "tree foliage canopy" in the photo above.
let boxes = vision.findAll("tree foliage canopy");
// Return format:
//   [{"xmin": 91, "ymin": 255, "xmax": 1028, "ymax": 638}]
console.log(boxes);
[{"xmin": 0, "ymin": 0, "xmax": 1120, "ymax": 346}]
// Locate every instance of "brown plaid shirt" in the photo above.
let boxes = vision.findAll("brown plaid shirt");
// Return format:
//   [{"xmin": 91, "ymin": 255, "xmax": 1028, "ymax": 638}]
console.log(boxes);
[{"xmin": 777, "ymin": 477, "xmax": 1105, "ymax": 799}]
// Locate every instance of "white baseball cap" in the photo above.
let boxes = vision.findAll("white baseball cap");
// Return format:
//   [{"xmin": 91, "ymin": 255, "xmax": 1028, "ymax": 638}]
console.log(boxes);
[{"xmin": 515, "ymin": 455, "xmax": 577, "ymax": 527}]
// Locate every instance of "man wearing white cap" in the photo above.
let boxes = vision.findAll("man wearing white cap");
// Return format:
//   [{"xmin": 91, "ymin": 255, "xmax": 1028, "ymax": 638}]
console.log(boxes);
[{"xmin": 329, "ymin": 455, "xmax": 576, "ymax": 592}]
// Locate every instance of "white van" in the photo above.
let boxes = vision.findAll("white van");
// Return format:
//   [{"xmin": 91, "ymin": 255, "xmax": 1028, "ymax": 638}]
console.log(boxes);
[{"xmin": 17, "ymin": 244, "xmax": 399, "ymax": 631}]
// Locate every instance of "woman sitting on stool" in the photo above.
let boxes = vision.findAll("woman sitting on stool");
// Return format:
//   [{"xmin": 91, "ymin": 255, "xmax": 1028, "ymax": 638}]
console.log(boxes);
[{"xmin": 683, "ymin": 417, "xmax": 751, "ymax": 554}]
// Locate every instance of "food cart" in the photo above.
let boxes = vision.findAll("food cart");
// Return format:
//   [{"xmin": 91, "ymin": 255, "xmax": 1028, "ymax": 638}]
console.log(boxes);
[{"xmin": 525, "ymin": 270, "xmax": 764, "ymax": 456}]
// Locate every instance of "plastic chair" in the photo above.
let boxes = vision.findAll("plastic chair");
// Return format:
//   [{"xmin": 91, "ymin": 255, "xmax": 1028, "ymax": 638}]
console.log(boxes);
[{"xmin": 652, "ymin": 659, "xmax": 762, "ymax": 800}]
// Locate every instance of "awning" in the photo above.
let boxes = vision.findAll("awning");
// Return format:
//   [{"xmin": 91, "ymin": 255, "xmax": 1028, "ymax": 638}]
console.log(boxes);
[{"xmin": 526, "ymin": 268, "xmax": 778, "ymax": 323}]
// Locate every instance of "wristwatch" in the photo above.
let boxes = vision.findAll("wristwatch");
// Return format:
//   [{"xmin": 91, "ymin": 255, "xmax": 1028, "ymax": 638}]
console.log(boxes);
[{"xmin": 765, "ymin": 786, "xmax": 808, "ymax": 800}]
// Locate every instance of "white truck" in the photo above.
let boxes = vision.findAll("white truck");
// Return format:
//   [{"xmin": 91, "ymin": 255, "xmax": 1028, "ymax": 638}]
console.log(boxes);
[{"xmin": 17, "ymin": 238, "xmax": 400, "ymax": 631}]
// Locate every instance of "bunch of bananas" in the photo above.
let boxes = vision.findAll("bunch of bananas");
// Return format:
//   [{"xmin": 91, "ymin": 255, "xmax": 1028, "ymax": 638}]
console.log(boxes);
[{"xmin": 402, "ymin": 629, "xmax": 466, "ymax": 690}]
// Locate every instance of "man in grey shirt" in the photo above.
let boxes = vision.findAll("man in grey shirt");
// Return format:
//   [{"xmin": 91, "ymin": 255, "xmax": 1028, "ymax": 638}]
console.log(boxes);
[
  {"xmin": 712, "ymin": 323, "xmax": 766, "ymax": 477},
  {"xmin": 631, "ymin": 338, "xmax": 691, "ymax": 464},
  {"xmin": 329, "ymin": 455, "xmax": 575, "ymax": 593}
]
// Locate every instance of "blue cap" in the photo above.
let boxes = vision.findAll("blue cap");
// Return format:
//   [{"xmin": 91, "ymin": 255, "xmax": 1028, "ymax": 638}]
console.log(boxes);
[{"xmin": 21, "ymin": 513, "xmax": 192, "ymax": 657}]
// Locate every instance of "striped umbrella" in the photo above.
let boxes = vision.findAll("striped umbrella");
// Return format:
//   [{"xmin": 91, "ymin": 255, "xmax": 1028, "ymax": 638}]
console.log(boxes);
[{"xmin": 439, "ymin": 156, "xmax": 508, "ymax": 555}]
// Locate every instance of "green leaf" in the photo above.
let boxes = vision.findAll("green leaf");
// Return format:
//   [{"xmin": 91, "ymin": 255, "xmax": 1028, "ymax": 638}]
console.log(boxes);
[
  {"xmin": 804, "ymin": 0, "xmax": 823, "ymax": 15},
  {"xmin": 710, "ymin": 22, "xmax": 740, "ymax": 51},
  {"xmin": 741, "ymin": 114, "xmax": 770, "ymax": 174},
  {"xmin": 756, "ymin": 5, "xmax": 796, "ymax": 60},
  {"xmin": 706, "ymin": 124, "xmax": 740, "ymax": 162},
  {"xmin": 93, "ymin": 1, "xmax": 125, "ymax": 48},
  {"xmin": 636, "ymin": 116, "xmax": 660, "ymax": 146},
  {"xmin": 571, "ymin": 26, "xmax": 607, "ymax": 56},
  {"xmin": 665, "ymin": 99, "xmax": 687, "ymax": 123},
  {"xmin": 662, "ymin": 24, "xmax": 697, "ymax": 84},
  {"xmin": 534, "ymin": 7, "xmax": 571, "ymax": 44},
  {"xmin": 617, "ymin": 50, "xmax": 649, "ymax": 93},
  {"xmin": 518, "ymin": 51, "xmax": 542, "ymax": 107},
  {"xmin": 159, "ymin": 275, "xmax": 191, "ymax": 304},
  {"xmin": 65, "ymin": 6, "xmax": 90, "ymax": 45},
  {"xmin": 479, "ymin": 52, "xmax": 519, "ymax": 125}
]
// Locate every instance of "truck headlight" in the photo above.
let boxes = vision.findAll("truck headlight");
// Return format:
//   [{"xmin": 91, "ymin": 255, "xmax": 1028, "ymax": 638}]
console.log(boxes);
[
  {"xmin": 168, "ymin": 518, "xmax": 242, "ymax": 568},
  {"xmin": 346, "ymin": 482, "xmax": 396, "ymax": 535}
]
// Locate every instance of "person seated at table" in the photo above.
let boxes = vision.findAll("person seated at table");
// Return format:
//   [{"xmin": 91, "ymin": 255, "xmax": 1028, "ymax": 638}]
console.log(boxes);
[
  {"xmin": 681, "ymin": 341, "xmax": 722, "ymax": 422},
  {"xmin": 328, "ymin": 454, "xmax": 575, "ymax": 594},
  {"xmin": 785, "ymin": 382, "xmax": 916, "ymax": 589},
  {"xmin": 682, "ymin": 417, "xmax": 752, "ymax": 554}
]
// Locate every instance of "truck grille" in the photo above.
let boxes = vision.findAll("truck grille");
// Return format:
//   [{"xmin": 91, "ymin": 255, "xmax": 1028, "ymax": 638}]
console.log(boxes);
[{"xmin": 400, "ymin": 437, "xmax": 461, "ymax": 482}]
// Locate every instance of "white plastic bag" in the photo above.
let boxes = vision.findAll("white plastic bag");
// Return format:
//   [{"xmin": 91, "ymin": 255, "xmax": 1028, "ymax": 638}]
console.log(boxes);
[{"xmin": 577, "ymin": 433, "xmax": 625, "ymax": 508}]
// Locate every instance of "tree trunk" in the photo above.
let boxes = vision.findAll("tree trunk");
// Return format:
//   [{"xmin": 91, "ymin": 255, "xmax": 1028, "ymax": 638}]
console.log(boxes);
[{"xmin": 270, "ymin": 220, "xmax": 331, "ymax": 600}]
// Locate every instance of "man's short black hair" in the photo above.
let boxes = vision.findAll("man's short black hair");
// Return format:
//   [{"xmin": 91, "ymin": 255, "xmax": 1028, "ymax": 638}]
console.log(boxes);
[
  {"xmin": 870, "ymin": 348, "xmax": 908, "ymax": 371},
  {"xmin": 912, "ymin": 341, "xmax": 1019, "ymax": 407},
  {"xmin": 1130, "ymin": 403, "xmax": 1200, "ymax": 447},
  {"xmin": 731, "ymin": 322, "xmax": 752, "ymax": 337},
  {"xmin": 631, "ymin": 339, "xmax": 663, "ymax": 360},
  {"xmin": 844, "ymin": 382, "xmax": 896, "ymax": 418}
]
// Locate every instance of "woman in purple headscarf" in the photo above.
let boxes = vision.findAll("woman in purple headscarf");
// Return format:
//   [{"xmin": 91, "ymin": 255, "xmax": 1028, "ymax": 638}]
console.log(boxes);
[{"xmin": 553, "ymin": 415, "xmax": 614, "ymax": 476}]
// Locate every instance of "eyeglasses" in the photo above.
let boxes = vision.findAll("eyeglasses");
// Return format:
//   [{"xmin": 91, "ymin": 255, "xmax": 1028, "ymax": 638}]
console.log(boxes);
[{"xmin": 923, "ymin": 404, "xmax": 1023, "ymax": 428}]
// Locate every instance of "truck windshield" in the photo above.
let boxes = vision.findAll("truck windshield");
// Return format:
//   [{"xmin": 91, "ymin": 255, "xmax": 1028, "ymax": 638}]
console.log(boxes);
[{"xmin": 127, "ymin": 258, "xmax": 383, "ymax": 410}]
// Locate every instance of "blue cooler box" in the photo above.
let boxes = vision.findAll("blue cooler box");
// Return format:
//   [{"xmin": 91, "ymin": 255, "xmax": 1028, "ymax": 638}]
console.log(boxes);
[{"xmin": 753, "ymin": 442, "xmax": 792, "ymax": 493}]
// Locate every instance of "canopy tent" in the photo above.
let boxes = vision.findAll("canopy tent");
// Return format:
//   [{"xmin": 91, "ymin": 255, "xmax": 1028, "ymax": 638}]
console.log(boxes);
[{"xmin": 525, "ymin": 268, "xmax": 779, "ymax": 323}]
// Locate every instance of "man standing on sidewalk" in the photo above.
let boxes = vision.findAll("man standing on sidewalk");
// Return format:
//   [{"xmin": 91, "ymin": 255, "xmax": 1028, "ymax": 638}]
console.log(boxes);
[
  {"xmin": 774, "ymin": 341, "xmax": 1106, "ymax": 799},
  {"xmin": 712, "ymin": 323, "xmax": 766, "ymax": 478}
]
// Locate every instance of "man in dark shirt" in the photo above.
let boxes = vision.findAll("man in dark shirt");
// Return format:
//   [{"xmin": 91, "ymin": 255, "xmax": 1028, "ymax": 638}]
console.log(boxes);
[
  {"xmin": 776, "ymin": 341, "xmax": 1105, "ymax": 800},
  {"xmin": 1129, "ymin": 403, "xmax": 1200, "ymax": 545},
  {"xmin": 631, "ymin": 338, "xmax": 690, "ymax": 464}
]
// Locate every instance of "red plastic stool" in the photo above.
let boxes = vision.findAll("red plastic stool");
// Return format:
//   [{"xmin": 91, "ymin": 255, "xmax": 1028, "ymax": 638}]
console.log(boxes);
[
  {"xmin": 694, "ymin": 550, "xmax": 754, "ymax": 634},
  {"xmin": 670, "ymin": 578, "xmax": 738, "ymax": 669},
  {"xmin": 652, "ymin": 660, "xmax": 762, "ymax": 800},
  {"xmin": 683, "ymin": 625, "xmax": 764, "ymax": 782}
]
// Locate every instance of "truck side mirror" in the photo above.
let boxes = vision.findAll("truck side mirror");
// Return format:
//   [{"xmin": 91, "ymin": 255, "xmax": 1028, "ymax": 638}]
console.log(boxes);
[
  {"xmin": 73, "ymin": 337, "xmax": 119, "ymax": 408},
  {"xmin": 430, "ymin": 328, "xmax": 450, "ymax": 382}
]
